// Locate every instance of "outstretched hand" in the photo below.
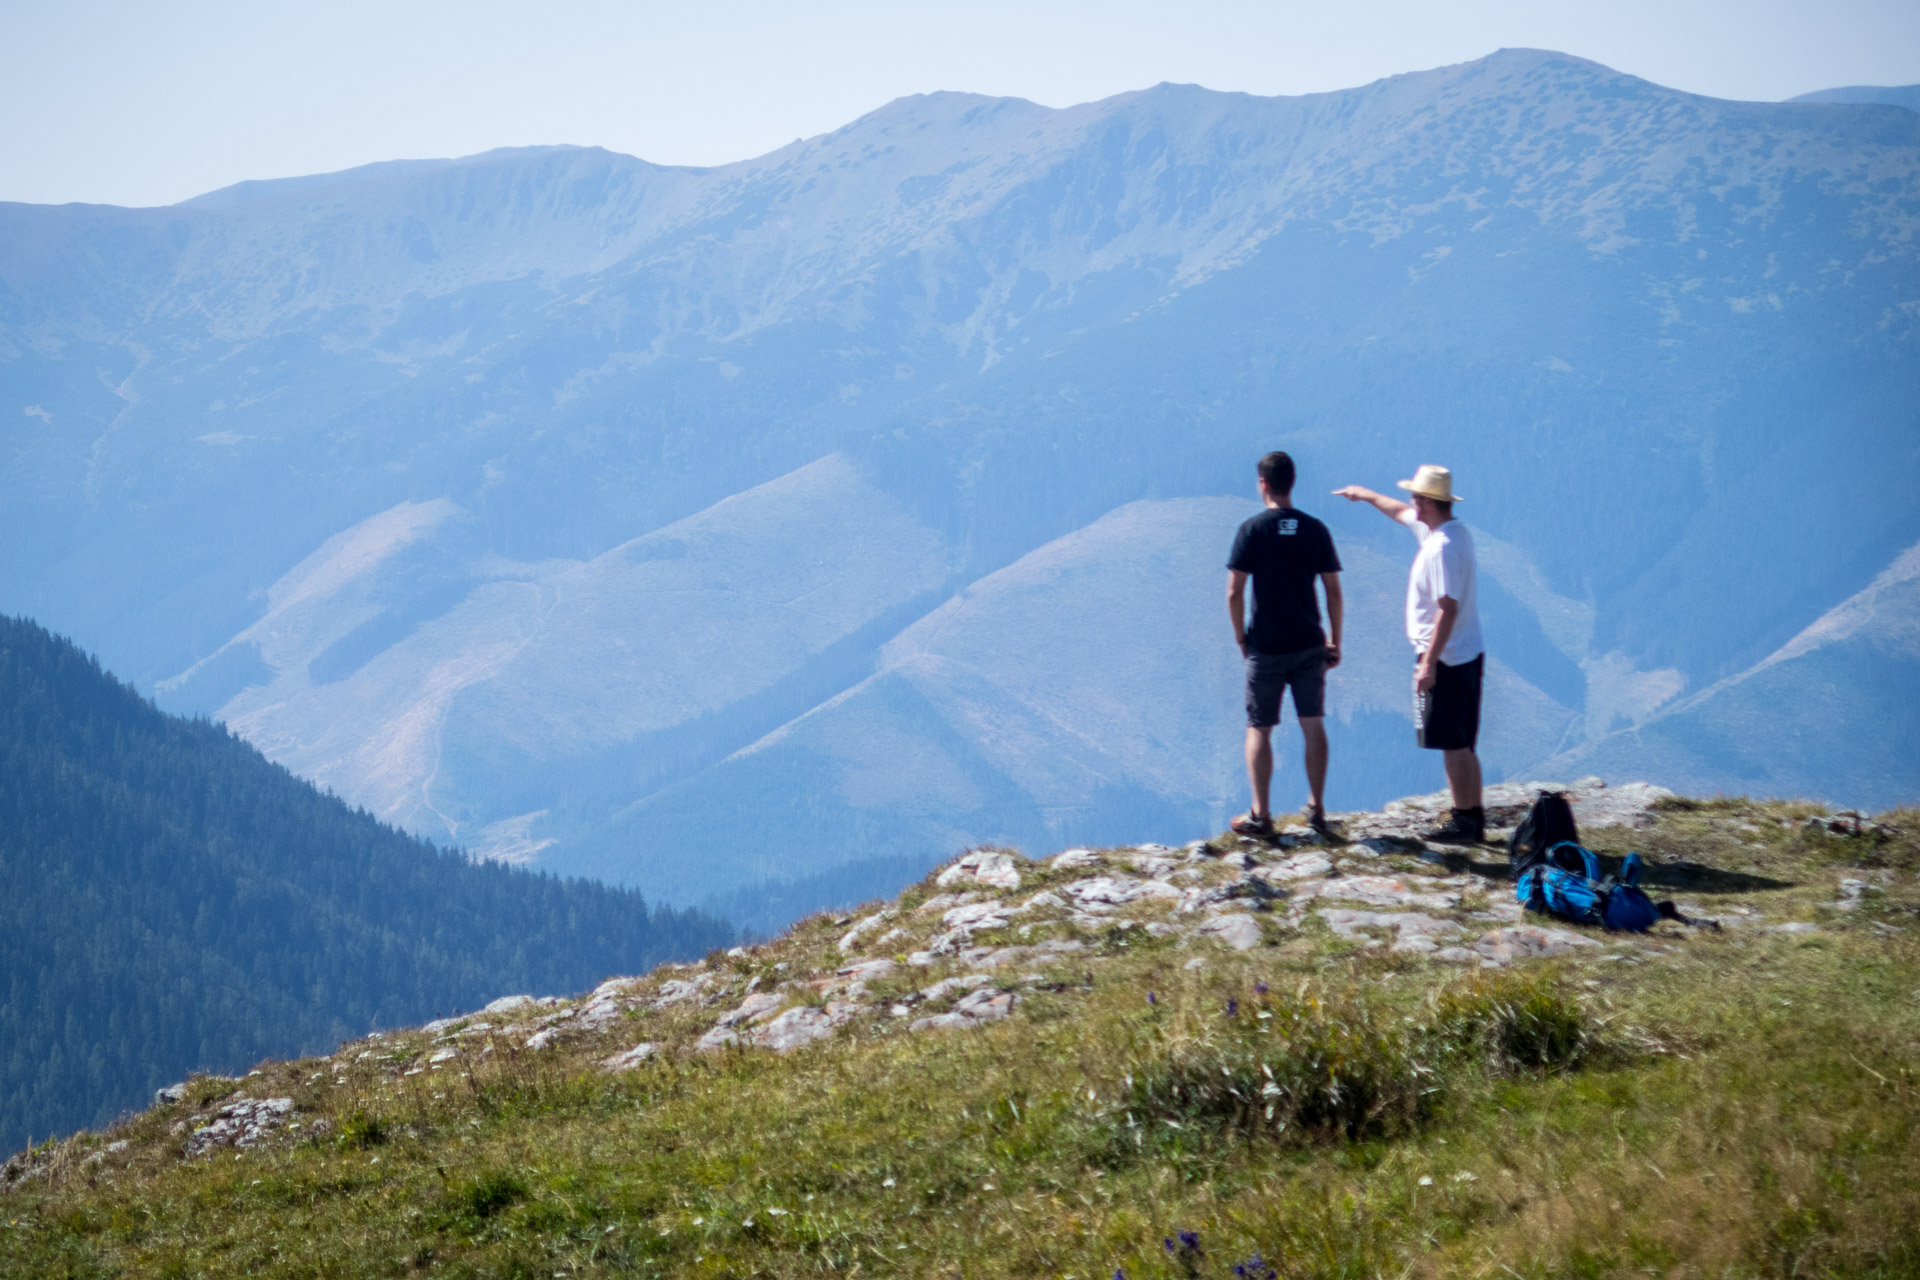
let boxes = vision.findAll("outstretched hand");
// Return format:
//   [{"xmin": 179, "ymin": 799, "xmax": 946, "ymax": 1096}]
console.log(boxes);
[{"xmin": 1331, "ymin": 485, "xmax": 1370, "ymax": 502}]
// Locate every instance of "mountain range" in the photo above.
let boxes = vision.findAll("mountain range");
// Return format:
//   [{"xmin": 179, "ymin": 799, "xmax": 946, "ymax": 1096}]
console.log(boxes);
[{"xmin": 3, "ymin": 50, "xmax": 1916, "ymax": 925}]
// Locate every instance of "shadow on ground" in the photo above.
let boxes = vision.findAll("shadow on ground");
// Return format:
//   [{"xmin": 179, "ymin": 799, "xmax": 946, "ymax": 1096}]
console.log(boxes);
[{"xmin": 1414, "ymin": 844, "xmax": 1795, "ymax": 895}]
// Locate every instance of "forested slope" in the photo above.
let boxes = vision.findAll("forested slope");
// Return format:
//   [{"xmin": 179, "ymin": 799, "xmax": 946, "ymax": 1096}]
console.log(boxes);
[{"xmin": 0, "ymin": 616, "xmax": 730, "ymax": 1152}]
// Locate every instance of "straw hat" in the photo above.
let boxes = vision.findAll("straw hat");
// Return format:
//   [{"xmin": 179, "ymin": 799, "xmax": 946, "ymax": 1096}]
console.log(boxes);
[{"xmin": 1396, "ymin": 464, "xmax": 1462, "ymax": 503}]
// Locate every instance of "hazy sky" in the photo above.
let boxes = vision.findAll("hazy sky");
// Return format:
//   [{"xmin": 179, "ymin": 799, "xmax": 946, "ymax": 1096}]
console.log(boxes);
[{"xmin": 5, "ymin": 0, "xmax": 1918, "ymax": 208}]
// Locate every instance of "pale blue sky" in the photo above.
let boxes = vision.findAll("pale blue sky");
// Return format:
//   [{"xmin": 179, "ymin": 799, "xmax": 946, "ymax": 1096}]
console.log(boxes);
[{"xmin": 4, "ymin": 0, "xmax": 1917, "ymax": 208}]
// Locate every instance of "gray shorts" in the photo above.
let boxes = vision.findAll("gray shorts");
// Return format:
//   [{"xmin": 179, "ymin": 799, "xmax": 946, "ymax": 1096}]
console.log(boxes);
[{"xmin": 1245, "ymin": 646, "xmax": 1326, "ymax": 728}]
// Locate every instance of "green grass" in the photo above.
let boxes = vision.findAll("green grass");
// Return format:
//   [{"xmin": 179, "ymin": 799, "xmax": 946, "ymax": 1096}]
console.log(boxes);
[{"xmin": 2, "ymin": 798, "xmax": 1917, "ymax": 1278}]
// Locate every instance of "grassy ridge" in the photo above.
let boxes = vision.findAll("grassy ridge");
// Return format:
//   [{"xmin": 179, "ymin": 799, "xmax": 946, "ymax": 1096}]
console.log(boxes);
[{"xmin": 3, "ymin": 799, "xmax": 1917, "ymax": 1278}]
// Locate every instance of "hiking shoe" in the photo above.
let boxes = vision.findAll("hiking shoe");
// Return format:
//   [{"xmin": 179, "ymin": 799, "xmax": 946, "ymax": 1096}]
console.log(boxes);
[
  {"xmin": 1305, "ymin": 805, "xmax": 1335, "ymax": 840},
  {"xmin": 1420, "ymin": 807, "xmax": 1486, "ymax": 845},
  {"xmin": 1230, "ymin": 810, "xmax": 1274, "ymax": 837}
]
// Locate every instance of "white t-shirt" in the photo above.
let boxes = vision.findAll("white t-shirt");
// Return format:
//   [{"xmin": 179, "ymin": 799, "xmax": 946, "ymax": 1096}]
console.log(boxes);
[{"xmin": 1403, "ymin": 516, "xmax": 1484, "ymax": 665}]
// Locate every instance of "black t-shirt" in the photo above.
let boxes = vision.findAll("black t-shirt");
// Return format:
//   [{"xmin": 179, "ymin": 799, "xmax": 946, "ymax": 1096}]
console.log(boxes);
[{"xmin": 1227, "ymin": 507, "xmax": 1342, "ymax": 654}]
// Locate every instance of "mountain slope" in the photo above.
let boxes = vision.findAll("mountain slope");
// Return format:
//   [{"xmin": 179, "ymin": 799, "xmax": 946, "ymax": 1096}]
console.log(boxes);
[
  {"xmin": 1543, "ymin": 540, "xmax": 1920, "ymax": 808},
  {"xmin": 4, "ymin": 788, "xmax": 1917, "ymax": 1278},
  {"xmin": 0, "ymin": 617, "xmax": 730, "ymax": 1152},
  {"xmin": 3, "ymin": 49, "xmax": 1917, "ymax": 922}
]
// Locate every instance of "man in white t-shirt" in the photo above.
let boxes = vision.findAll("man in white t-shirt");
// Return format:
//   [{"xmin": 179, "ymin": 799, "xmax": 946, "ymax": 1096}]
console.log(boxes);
[{"xmin": 1334, "ymin": 464, "xmax": 1487, "ymax": 843}]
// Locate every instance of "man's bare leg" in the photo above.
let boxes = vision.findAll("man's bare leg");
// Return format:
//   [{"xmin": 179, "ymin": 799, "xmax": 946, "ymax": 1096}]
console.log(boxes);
[
  {"xmin": 1443, "ymin": 747, "xmax": 1482, "ymax": 810},
  {"xmin": 1244, "ymin": 724, "xmax": 1275, "ymax": 819},
  {"xmin": 1299, "ymin": 716, "xmax": 1328, "ymax": 812}
]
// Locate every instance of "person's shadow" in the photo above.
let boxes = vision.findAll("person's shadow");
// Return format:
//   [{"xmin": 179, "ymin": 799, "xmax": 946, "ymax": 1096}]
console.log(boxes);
[{"xmin": 1420, "ymin": 844, "xmax": 1793, "ymax": 894}]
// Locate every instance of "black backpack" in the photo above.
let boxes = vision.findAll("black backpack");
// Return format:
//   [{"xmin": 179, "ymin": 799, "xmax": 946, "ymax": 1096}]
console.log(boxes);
[{"xmin": 1509, "ymin": 791, "xmax": 1579, "ymax": 878}]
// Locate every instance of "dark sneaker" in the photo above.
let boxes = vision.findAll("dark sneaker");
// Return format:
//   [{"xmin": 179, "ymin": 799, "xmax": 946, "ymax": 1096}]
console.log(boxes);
[
  {"xmin": 1230, "ymin": 810, "xmax": 1274, "ymax": 837},
  {"xmin": 1420, "ymin": 807, "xmax": 1486, "ymax": 844},
  {"xmin": 1305, "ymin": 805, "xmax": 1335, "ymax": 840}
]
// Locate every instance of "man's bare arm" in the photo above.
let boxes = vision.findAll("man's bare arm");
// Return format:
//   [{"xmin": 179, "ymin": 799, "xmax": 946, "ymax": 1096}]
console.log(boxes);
[
  {"xmin": 1227, "ymin": 570, "xmax": 1250, "ymax": 654},
  {"xmin": 1321, "ymin": 571, "xmax": 1343, "ymax": 669},
  {"xmin": 1415, "ymin": 596, "xmax": 1459, "ymax": 691},
  {"xmin": 1333, "ymin": 485, "xmax": 1416, "ymax": 526}
]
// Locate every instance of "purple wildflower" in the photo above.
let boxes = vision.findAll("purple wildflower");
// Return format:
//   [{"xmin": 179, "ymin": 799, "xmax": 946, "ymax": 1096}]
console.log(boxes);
[
  {"xmin": 1226, "ymin": 997, "xmax": 1239, "ymax": 1016},
  {"xmin": 1147, "ymin": 992, "xmax": 1156, "ymax": 1005},
  {"xmin": 1254, "ymin": 981, "xmax": 1269, "ymax": 995}
]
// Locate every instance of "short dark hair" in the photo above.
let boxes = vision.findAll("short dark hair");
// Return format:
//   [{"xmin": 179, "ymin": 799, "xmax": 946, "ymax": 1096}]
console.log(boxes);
[{"xmin": 1257, "ymin": 451, "xmax": 1295, "ymax": 495}]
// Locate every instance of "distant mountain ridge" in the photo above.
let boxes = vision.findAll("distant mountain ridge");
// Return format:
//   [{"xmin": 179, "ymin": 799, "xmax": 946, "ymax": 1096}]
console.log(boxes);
[
  {"xmin": 1789, "ymin": 84, "xmax": 1920, "ymax": 112},
  {"xmin": 2, "ymin": 49, "xmax": 1915, "ymax": 923},
  {"xmin": 0, "ymin": 617, "xmax": 729, "ymax": 1152}
]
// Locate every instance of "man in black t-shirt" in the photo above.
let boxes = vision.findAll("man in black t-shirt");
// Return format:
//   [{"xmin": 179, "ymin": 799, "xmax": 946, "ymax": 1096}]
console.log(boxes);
[{"xmin": 1226, "ymin": 451, "xmax": 1344, "ymax": 837}]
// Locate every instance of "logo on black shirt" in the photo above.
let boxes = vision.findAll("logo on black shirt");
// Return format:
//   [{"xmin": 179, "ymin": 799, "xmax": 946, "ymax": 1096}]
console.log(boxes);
[{"xmin": 1278, "ymin": 519, "xmax": 1298, "ymax": 535}]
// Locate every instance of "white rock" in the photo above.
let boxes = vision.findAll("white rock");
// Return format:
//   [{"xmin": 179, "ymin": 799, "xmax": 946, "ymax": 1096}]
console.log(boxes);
[
  {"xmin": 428, "ymin": 1047, "xmax": 459, "ymax": 1064},
  {"xmin": 650, "ymin": 974, "xmax": 716, "ymax": 1006},
  {"xmin": 1012, "ymin": 890, "xmax": 1066, "ymax": 914},
  {"xmin": 1318, "ymin": 909, "xmax": 1463, "ymax": 949},
  {"xmin": 714, "ymin": 992, "xmax": 787, "ymax": 1029},
  {"xmin": 747, "ymin": 1003, "xmax": 861, "ymax": 1051},
  {"xmin": 1125, "ymin": 853, "xmax": 1179, "ymax": 879},
  {"xmin": 836, "ymin": 911, "xmax": 895, "ymax": 952},
  {"xmin": 936, "ymin": 850, "xmax": 1023, "ymax": 891},
  {"xmin": 1196, "ymin": 913, "xmax": 1264, "ymax": 950},
  {"xmin": 1063, "ymin": 876, "xmax": 1180, "ymax": 910},
  {"xmin": 524, "ymin": 1029, "xmax": 558, "ymax": 1051},
  {"xmin": 600, "ymin": 1043, "xmax": 656, "ymax": 1071},
  {"xmin": 1473, "ymin": 925, "xmax": 1599, "ymax": 964},
  {"xmin": 1262, "ymin": 850, "xmax": 1335, "ymax": 881},
  {"xmin": 1767, "ymin": 921, "xmax": 1819, "ymax": 935},
  {"xmin": 942, "ymin": 901, "xmax": 1014, "ymax": 931},
  {"xmin": 836, "ymin": 958, "xmax": 897, "ymax": 982},
  {"xmin": 917, "ymin": 892, "xmax": 982, "ymax": 915},
  {"xmin": 184, "ymin": 1097, "xmax": 295, "ymax": 1156},
  {"xmin": 1569, "ymin": 781, "xmax": 1675, "ymax": 831},
  {"xmin": 1050, "ymin": 848, "xmax": 1103, "ymax": 870},
  {"xmin": 483, "ymin": 995, "xmax": 537, "ymax": 1016},
  {"xmin": 1318, "ymin": 875, "xmax": 1458, "ymax": 910},
  {"xmin": 909, "ymin": 987, "xmax": 1016, "ymax": 1032}
]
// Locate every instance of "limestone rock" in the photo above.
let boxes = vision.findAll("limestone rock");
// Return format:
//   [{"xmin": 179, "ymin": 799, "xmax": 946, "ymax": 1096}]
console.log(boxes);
[
  {"xmin": 910, "ymin": 986, "xmax": 1017, "ymax": 1032},
  {"xmin": 185, "ymin": 1097, "xmax": 295, "ymax": 1156},
  {"xmin": 837, "ymin": 911, "xmax": 895, "ymax": 952},
  {"xmin": 1317, "ymin": 875, "xmax": 1458, "ymax": 910},
  {"xmin": 747, "ymin": 1003, "xmax": 861, "ymax": 1051},
  {"xmin": 936, "ymin": 850, "xmax": 1023, "ymax": 891},
  {"xmin": 1259, "ymin": 850, "xmax": 1334, "ymax": 881},
  {"xmin": 483, "ymin": 994, "xmax": 537, "ymax": 1016},
  {"xmin": 1050, "ymin": 848, "xmax": 1103, "ymax": 870},
  {"xmin": 1472, "ymin": 925, "xmax": 1599, "ymax": 964},
  {"xmin": 1318, "ymin": 909, "xmax": 1463, "ymax": 952},
  {"xmin": 1195, "ymin": 912, "xmax": 1264, "ymax": 950},
  {"xmin": 1062, "ymin": 876, "xmax": 1181, "ymax": 912},
  {"xmin": 601, "ymin": 1043, "xmax": 657, "ymax": 1071},
  {"xmin": 713, "ymin": 991, "xmax": 787, "ymax": 1030},
  {"xmin": 941, "ymin": 901, "xmax": 1014, "ymax": 932}
]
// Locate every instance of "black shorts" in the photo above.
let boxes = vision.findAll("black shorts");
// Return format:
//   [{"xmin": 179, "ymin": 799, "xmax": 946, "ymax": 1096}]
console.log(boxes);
[
  {"xmin": 1245, "ymin": 646, "xmax": 1326, "ymax": 728},
  {"xmin": 1416, "ymin": 652, "xmax": 1483, "ymax": 751}
]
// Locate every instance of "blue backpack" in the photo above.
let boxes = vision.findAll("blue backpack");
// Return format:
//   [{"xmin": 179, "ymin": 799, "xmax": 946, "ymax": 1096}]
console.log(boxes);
[{"xmin": 1516, "ymin": 841, "xmax": 1660, "ymax": 932}]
